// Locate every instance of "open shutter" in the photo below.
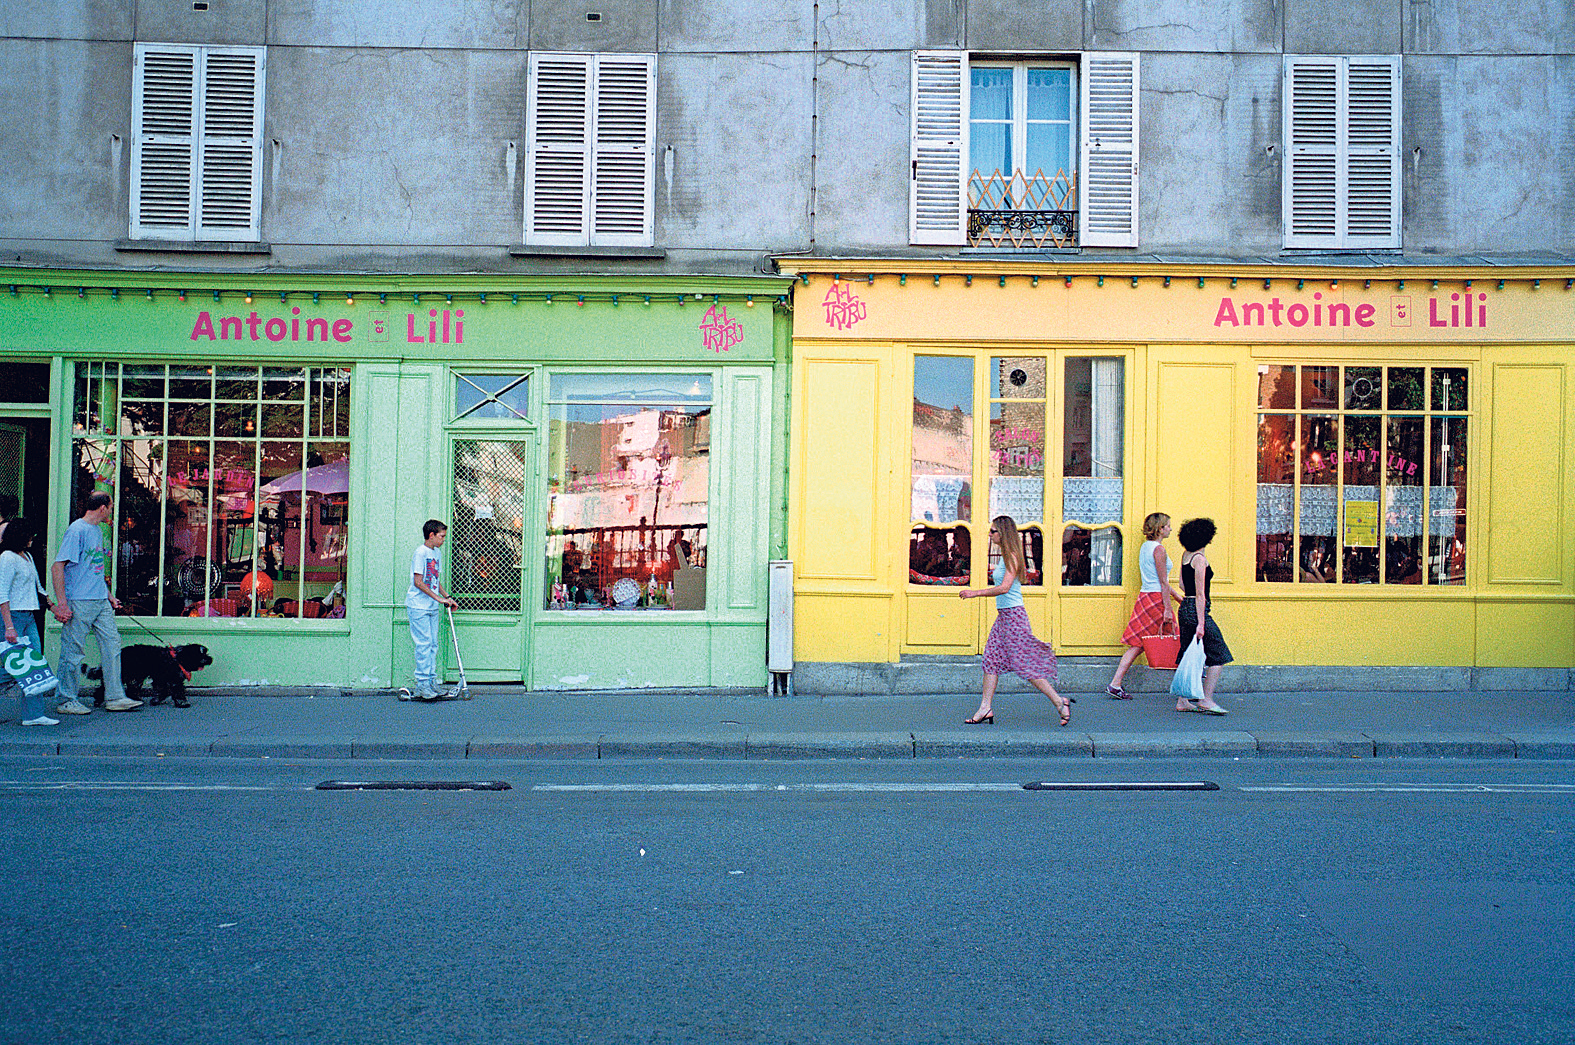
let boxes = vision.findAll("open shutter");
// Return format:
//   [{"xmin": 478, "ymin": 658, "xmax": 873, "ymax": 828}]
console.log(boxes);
[
  {"xmin": 1344, "ymin": 57, "xmax": 1400, "ymax": 248},
  {"xmin": 131, "ymin": 45, "xmax": 199, "ymax": 239},
  {"xmin": 590, "ymin": 54, "xmax": 655, "ymax": 247},
  {"xmin": 527, "ymin": 53, "xmax": 593, "ymax": 246},
  {"xmin": 909, "ymin": 51, "xmax": 968, "ymax": 246},
  {"xmin": 1079, "ymin": 52, "xmax": 1139, "ymax": 247},
  {"xmin": 196, "ymin": 48, "xmax": 264, "ymax": 241},
  {"xmin": 1284, "ymin": 56, "xmax": 1340, "ymax": 247}
]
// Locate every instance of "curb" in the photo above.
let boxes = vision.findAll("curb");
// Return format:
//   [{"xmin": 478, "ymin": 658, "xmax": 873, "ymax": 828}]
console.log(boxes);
[{"xmin": 4, "ymin": 730, "xmax": 1575, "ymax": 760}]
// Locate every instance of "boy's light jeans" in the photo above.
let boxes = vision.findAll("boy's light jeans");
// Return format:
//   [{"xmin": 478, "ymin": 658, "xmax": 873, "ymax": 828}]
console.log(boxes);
[
  {"xmin": 409, "ymin": 606, "xmax": 440, "ymax": 692},
  {"xmin": 55, "ymin": 599, "xmax": 124, "ymax": 705}
]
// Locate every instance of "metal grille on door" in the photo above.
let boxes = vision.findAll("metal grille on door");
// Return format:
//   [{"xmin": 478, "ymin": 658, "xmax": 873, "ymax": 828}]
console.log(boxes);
[{"xmin": 451, "ymin": 439, "xmax": 528, "ymax": 611}]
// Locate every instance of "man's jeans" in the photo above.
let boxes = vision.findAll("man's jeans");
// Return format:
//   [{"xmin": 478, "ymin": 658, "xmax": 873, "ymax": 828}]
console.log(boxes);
[
  {"xmin": 55, "ymin": 599, "xmax": 124, "ymax": 704},
  {"xmin": 409, "ymin": 606, "xmax": 440, "ymax": 691}
]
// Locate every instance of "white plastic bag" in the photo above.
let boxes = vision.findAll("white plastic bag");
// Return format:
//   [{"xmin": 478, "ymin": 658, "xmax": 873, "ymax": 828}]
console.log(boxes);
[{"xmin": 1169, "ymin": 635, "xmax": 1206, "ymax": 702}]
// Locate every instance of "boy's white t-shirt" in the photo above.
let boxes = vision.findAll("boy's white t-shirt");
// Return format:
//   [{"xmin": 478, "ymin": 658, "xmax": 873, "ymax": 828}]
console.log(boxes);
[{"xmin": 406, "ymin": 545, "xmax": 441, "ymax": 611}]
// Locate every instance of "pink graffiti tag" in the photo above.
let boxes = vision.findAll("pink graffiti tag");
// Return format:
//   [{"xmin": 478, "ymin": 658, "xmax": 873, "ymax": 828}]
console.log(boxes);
[
  {"xmin": 700, "ymin": 304, "xmax": 744, "ymax": 353},
  {"xmin": 821, "ymin": 283, "xmax": 868, "ymax": 330}
]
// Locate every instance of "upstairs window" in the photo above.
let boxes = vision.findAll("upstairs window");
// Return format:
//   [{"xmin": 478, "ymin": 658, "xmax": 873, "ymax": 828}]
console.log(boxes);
[
  {"xmin": 1283, "ymin": 56, "xmax": 1401, "ymax": 249},
  {"xmin": 131, "ymin": 44, "xmax": 265, "ymax": 243},
  {"xmin": 526, "ymin": 53, "xmax": 656, "ymax": 248},
  {"xmin": 911, "ymin": 51, "xmax": 1138, "ymax": 249}
]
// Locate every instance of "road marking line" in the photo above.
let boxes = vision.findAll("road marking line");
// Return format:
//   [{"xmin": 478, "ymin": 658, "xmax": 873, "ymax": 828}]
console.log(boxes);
[
  {"xmin": 1241, "ymin": 784, "xmax": 1575, "ymax": 794},
  {"xmin": 531, "ymin": 782, "xmax": 1210, "ymax": 793},
  {"xmin": 0, "ymin": 783, "xmax": 283, "ymax": 792}
]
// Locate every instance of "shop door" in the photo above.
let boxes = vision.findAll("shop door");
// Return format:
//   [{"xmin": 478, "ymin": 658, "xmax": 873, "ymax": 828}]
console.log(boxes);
[
  {"xmin": 905, "ymin": 352, "xmax": 1132, "ymax": 654},
  {"xmin": 447, "ymin": 436, "xmax": 534, "ymax": 681},
  {"xmin": 0, "ymin": 423, "xmax": 23, "ymax": 510}
]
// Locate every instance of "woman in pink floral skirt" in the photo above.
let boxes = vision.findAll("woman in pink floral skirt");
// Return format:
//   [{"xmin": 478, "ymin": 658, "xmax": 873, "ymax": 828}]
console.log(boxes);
[{"xmin": 958, "ymin": 516, "xmax": 1071, "ymax": 727}]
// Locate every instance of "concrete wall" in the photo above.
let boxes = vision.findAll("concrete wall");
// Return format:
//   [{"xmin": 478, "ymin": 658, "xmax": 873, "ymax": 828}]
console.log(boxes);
[{"xmin": 0, "ymin": 0, "xmax": 1571, "ymax": 271}]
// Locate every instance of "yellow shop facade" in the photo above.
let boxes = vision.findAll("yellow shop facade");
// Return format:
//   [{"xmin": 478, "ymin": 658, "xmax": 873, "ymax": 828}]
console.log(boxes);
[{"xmin": 783, "ymin": 261, "xmax": 1575, "ymax": 687}]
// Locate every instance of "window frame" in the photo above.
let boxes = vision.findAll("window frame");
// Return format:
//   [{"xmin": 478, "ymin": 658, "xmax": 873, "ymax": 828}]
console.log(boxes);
[
  {"xmin": 910, "ymin": 50, "xmax": 1138, "ymax": 248},
  {"xmin": 1254, "ymin": 362, "xmax": 1470, "ymax": 587},
  {"xmin": 130, "ymin": 43, "xmax": 266, "ymax": 243}
]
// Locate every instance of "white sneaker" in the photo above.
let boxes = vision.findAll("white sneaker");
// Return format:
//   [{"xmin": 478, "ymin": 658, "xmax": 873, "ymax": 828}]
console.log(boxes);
[
  {"xmin": 56, "ymin": 699, "xmax": 92, "ymax": 715},
  {"xmin": 22, "ymin": 715, "xmax": 60, "ymax": 726},
  {"xmin": 103, "ymin": 697, "xmax": 144, "ymax": 712}
]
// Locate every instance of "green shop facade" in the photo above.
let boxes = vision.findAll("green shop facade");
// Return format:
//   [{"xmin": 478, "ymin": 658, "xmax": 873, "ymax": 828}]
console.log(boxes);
[{"xmin": 0, "ymin": 269, "xmax": 791, "ymax": 691}]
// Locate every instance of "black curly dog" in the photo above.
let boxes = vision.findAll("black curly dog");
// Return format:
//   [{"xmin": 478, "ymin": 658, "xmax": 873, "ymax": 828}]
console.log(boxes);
[{"xmin": 86, "ymin": 644, "xmax": 213, "ymax": 708}]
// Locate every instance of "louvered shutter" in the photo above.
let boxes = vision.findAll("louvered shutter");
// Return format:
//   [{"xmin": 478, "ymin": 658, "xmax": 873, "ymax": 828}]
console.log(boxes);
[
  {"xmin": 909, "ymin": 51, "xmax": 968, "ymax": 246},
  {"xmin": 1079, "ymin": 52, "xmax": 1140, "ymax": 248},
  {"xmin": 591, "ymin": 55, "xmax": 654, "ymax": 246},
  {"xmin": 132, "ymin": 45, "xmax": 199, "ymax": 239},
  {"xmin": 1284, "ymin": 56, "xmax": 1400, "ymax": 249},
  {"xmin": 1343, "ymin": 57, "xmax": 1400, "ymax": 247},
  {"xmin": 196, "ymin": 48, "xmax": 264, "ymax": 241},
  {"xmin": 527, "ymin": 54, "xmax": 593, "ymax": 246},
  {"xmin": 1284, "ymin": 57, "xmax": 1340, "ymax": 246}
]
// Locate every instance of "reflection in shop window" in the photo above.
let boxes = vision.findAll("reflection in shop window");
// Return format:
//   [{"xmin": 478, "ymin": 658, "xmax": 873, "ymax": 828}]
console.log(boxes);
[
  {"xmin": 988, "ymin": 356, "xmax": 1045, "ymax": 523},
  {"xmin": 912, "ymin": 357, "xmax": 973, "ymax": 524},
  {"xmin": 1255, "ymin": 364, "xmax": 1467, "ymax": 586},
  {"xmin": 72, "ymin": 362, "xmax": 351, "ymax": 619},
  {"xmin": 544, "ymin": 374, "xmax": 711, "ymax": 611},
  {"xmin": 1061, "ymin": 525, "xmax": 1120, "ymax": 586},
  {"xmin": 909, "ymin": 524, "xmax": 971, "ymax": 585}
]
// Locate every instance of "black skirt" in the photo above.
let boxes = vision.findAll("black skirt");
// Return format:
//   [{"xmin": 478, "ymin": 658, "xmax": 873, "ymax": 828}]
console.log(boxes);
[{"xmin": 1178, "ymin": 599, "xmax": 1233, "ymax": 667}]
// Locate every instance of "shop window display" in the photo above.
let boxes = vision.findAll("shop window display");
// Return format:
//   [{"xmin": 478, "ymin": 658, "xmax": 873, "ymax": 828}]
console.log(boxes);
[
  {"xmin": 1060, "ymin": 357, "xmax": 1123, "ymax": 586},
  {"xmin": 544, "ymin": 374, "xmax": 710, "ymax": 610},
  {"xmin": 1256, "ymin": 363, "xmax": 1467, "ymax": 585},
  {"xmin": 909, "ymin": 524, "xmax": 971, "ymax": 585},
  {"xmin": 72, "ymin": 362, "xmax": 351, "ymax": 618}
]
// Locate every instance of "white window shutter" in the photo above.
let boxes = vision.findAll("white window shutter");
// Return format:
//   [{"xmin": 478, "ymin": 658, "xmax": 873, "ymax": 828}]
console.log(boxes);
[
  {"xmin": 909, "ymin": 50, "xmax": 968, "ymax": 246},
  {"xmin": 1079, "ymin": 51, "xmax": 1139, "ymax": 248},
  {"xmin": 590, "ymin": 54, "xmax": 655, "ymax": 247},
  {"xmin": 1344, "ymin": 57, "xmax": 1400, "ymax": 248},
  {"xmin": 1284, "ymin": 57, "xmax": 1341, "ymax": 247},
  {"xmin": 196, "ymin": 48, "xmax": 264, "ymax": 241},
  {"xmin": 527, "ymin": 53, "xmax": 593, "ymax": 246},
  {"xmin": 1284, "ymin": 56, "xmax": 1400, "ymax": 249},
  {"xmin": 132, "ymin": 45, "xmax": 199, "ymax": 238}
]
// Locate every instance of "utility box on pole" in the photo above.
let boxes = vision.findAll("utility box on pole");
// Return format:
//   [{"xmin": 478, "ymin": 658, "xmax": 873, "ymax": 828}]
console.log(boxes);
[{"xmin": 767, "ymin": 560, "xmax": 793, "ymax": 695}]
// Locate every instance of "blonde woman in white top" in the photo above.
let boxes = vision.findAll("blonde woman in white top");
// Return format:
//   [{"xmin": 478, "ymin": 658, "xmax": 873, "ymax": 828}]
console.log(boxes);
[{"xmin": 1106, "ymin": 513, "xmax": 1185, "ymax": 704}]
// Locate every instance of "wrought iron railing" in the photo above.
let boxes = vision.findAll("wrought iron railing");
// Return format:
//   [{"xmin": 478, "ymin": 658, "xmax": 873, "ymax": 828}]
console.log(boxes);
[{"xmin": 968, "ymin": 168, "xmax": 1078, "ymax": 248}]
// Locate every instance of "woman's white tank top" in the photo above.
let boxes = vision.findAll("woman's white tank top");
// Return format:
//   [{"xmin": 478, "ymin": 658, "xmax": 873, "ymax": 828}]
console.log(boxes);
[{"xmin": 1138, "ymin": 540, "xmax": 1163, "ymax": 592}]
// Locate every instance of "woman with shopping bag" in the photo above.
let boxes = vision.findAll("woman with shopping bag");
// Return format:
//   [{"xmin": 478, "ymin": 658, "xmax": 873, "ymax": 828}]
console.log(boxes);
[
  {"xmin": 1, "ymin": 518, "xmax": 60, "ymax": 726},
  {"xmin": 1105, "ymin": 512, "xmax": 1184, "ymax": 702},
  {"xmin": 1173, "ymin": 517, "xmax": 1232, "ymax": 715}
]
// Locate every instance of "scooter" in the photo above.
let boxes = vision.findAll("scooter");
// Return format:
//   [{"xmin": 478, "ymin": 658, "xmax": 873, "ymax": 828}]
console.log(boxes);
[{"xmin": 444, "ymin": 604, "xmax": 471, "ymax": 700}]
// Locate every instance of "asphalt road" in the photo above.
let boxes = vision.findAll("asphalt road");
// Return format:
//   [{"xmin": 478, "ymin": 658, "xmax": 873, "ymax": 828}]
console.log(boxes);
[{"xmin": 1, "ymin": 756, "xmax": 1572, "ymax": 1045}]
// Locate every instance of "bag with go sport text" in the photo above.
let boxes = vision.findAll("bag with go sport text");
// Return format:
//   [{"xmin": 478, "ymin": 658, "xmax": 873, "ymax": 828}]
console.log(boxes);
[{"xmin": 1, "ymin": 637, "xmax": 59, "ymax": 698}]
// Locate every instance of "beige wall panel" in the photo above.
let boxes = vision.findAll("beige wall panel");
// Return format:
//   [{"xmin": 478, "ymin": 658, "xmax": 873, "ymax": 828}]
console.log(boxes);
[
  {"xmin": 794, "ymin": 593, "xmax": 893, "ymax": 661},
  {"xmin": 1475, "ymin": 599, "xmax": 1575, "ymax": 667},
  {"xmin": 1057, "ymin": 592, "xmax": 1132, "ymax": 651},
  {"xmin": 1487, "ymin": 364, "xmax": 1565, "ymax": 584},
  {"xmin": 797, "ymin": 358, "xmax": 881, "ymax": 580},
  {"xmin": 905, "ymin": 591, "xmax": 976, "ymax": 649}
]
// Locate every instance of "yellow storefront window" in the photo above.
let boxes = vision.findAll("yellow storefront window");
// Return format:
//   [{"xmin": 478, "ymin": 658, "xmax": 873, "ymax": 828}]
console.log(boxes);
[{"xmin": 1256, "ymin": 363, "xmax": 1468, "ymax": 586}]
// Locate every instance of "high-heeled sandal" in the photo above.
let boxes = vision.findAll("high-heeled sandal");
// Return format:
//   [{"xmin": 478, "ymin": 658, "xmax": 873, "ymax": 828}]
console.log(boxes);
[{"xmin": 963, "ymin": 712, "xmax": 994, "ymax": 725}]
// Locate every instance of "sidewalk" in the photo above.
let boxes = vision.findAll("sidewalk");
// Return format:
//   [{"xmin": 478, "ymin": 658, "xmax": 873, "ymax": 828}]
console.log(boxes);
[{"xmin": 3, "ymin": 683, "xmax": 1574, "ymax": 760}]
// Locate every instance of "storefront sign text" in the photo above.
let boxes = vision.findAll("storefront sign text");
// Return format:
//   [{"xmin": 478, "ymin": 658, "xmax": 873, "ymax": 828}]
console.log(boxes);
[
  {"xmin": 700, "ymin": 304, "xmax": 743, "ymax": 352},
  {"xmin": 188, "ymin": 308, "xmax": 466, "ymax": 345},
  {"xmin": 1213, "ymin": 292, "xmax": 1492, "ymax": 331},
  {"xmin": 822, "ymin": 283, "xmax": 867, "ymax": 330}
]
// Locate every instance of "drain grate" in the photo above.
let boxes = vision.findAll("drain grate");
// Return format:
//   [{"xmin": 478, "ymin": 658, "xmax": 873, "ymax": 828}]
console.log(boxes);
[
  {"xmin": 316, "ymin": 780, "xmax": 512, "ymax": 791},
  {"xmin": 1022, "ymin": 781, "xmax": 1219, "ymax": 791}
]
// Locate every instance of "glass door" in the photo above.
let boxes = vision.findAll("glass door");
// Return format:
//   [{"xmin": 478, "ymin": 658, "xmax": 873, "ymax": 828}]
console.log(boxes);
[{"xmin": 448, "ymin": 434, "xmax": 533, "ymax": 681}]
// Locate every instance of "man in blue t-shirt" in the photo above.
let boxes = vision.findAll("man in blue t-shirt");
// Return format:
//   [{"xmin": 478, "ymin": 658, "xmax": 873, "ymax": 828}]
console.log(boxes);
[{"xmin": 51, "ymin": 492, "xmax": 141, "ymax": 714}]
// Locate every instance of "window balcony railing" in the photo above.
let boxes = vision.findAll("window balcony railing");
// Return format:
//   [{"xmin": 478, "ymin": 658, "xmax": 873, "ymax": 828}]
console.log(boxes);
[{"xmin": 967, "ymin": 168, "xmax": 1078, "ymax": 249}]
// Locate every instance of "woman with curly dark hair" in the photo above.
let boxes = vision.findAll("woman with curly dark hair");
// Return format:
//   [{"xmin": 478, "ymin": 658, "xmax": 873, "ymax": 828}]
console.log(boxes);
[{"xmin": 1177, "ymin": 517, "xmax": 1231, "ymax": 715}]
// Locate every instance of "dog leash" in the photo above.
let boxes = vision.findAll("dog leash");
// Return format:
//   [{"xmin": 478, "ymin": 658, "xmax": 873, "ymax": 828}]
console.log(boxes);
[{"xmin": 123, "ymin": 615, "xmax": 192, "ymax": 681}]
